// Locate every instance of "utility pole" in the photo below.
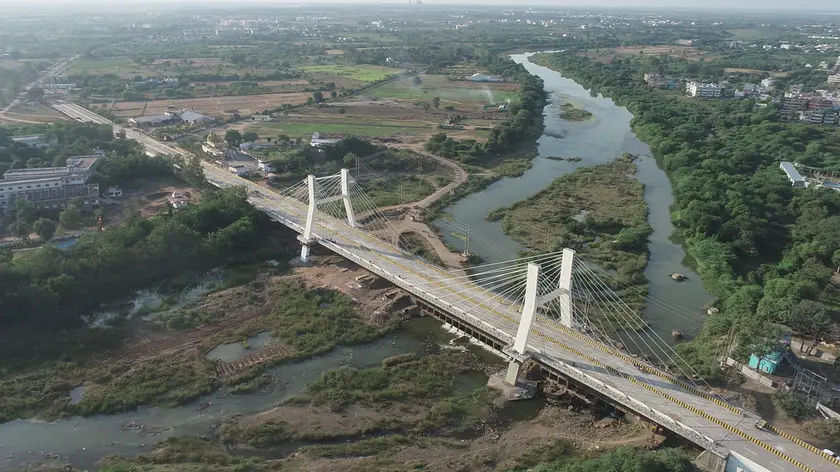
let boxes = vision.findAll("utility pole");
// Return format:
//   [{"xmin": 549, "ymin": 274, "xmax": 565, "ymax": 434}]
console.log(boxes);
[{"xmin": 465, "ymin": 224, "xmax": 470, "ymax": 254}]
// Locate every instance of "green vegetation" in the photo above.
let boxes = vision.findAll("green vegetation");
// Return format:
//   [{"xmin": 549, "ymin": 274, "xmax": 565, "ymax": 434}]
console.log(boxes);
[
  {"xmin": 488, "ymin": 156, "xmax": 650, "ymax": 290},
  {"xmin": 398, "ymin": 231, "xmax": 444, "ymax": 267},
  {"xmin": 266, "ymin": 278, "xmax": 387, "ymax": 357},
  {"xmin": 300, "ymin": 64, "xmax": 403, "ymax": 82},
  {"xmin": 368, "ymin": 74, "xmax": 519, "ymax": 103},
  {"xmin": 251, "ymin": 120, "xmax": 433, "ymax": 139},
  {"xmin": 220, "ymin": 351, "xmax": 492, "ymax": 447},
  {"xmin": 100, "ymin": 436, "xmax": 271, "ymax": 472},
  {"xmin": 558, "ymin": 103, "xmax": 593, "ymax": 121},
  {"xmin": 534, "ymin": 51, "xmax": 840, "ymax": 374},
  {"xmin": 520, "ymin": 447, "xmax": 692, "ymax": 472}
]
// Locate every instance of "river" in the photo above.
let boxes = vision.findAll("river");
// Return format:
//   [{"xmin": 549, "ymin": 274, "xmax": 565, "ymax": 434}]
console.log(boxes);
[
  {"xmin": 434, "ymin": 52, "xmax": 712, "ymax": 342},
  {"xmin": 0, "ymin": 317, "xmax": 458, "ymax": 471}
]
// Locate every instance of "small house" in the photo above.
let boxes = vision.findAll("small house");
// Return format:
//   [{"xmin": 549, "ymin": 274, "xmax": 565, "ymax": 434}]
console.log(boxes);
[
  {"xmin": 228, "ymin": 165, "xmax": 247, "ymax": 176},
  {"xmin": 103, "ymin": 186, "xmax": 123, "ymax": 198}
]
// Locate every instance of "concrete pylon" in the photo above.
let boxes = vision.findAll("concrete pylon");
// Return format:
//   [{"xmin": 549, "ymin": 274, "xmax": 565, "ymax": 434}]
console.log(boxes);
[
  {"xmin": 504, "ymin": 249, "xmax": 575, "ymax": 386},
  {"xmin": 340, "ymin": 168, "xmax": 356, "ymax": 228},
  {"xmin": 299, "ymin": 170, "xmax": 358, "ymax": 262},
  {"xmin": 300, "ymin": 174, "xmax": 317, "ymax": 262}
]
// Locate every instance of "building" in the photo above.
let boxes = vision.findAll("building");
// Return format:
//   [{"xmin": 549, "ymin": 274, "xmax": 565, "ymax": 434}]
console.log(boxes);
[
  {"xmin": 803, "ymin": 108, "xmax": 840, "ymax": 125},
  {"xmin": 780, "ymin": 95, "xmax": 809, "ymax": 117},
  {"xmin": 828, "ymin": 74, "xmax": 840, "ymax": 84},
  {"xmin": 310, "ymin": 132, "xmax": 341, "ymax": 148},
  {"xmin": 103, "ymin": 186, "xmax": 123, "ymax": 198},
  {"xmin": 257, "ymin": 159, "xmax": 276, "ymax": 173},
  {"xmin": 10, "ymin": 135, "xmax": 52, "ymax": 148},
  {"xmin": 250, "ymin": 114, "xmax": 272, "ymax": 121},
  {"xmin": 228, "ymin": 164, "xmax": 247, "ymax": 176},
  {"xmin": 748, "ymin": 350, "xmax": 785, "ymax": 374},
  {"xmin": 0, "ymin": 155, "xmax": 101, "ymax": 212},
  {"xmin": 469, "ymin": 73, "xmax": 503, "ymax": 83},
  {"xmin": 760, "ymin": 78, "xmax": 775, "ymax": 89},
  {"xmin": 780, "ymin": 161, "xmax": 806, "ymax": 188},
  {"xmin": 167, "ymin": 191, "xmax": 189, "ymax": 209},
  {"xmin": 685, "ymin": 81, "xmax": 724, "ymax": 98},
  {"xmin": 202, "ymin": 133, "xmax": 227, "ymax": 156},
  {"xmin": 128, "ymin": 109, "xmax": 213, "ymax": 128}
]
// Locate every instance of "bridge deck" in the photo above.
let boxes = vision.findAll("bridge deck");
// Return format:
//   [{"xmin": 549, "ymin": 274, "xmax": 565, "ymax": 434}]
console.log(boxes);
[{"xmin": 53, "ymin": 101, "xmax": 840, "ymax": 472}]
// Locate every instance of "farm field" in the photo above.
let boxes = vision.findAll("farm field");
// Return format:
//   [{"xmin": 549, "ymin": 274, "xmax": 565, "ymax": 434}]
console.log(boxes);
[
  {"xmin": 365, "ymin": 74, "xmax": 519, "ymax": 109},
  {"xmin": 66, "ymin": 57, "xmax": 279, "ymax": 79},
  {"xmin": 299, "ymin": 64, "xmax": 404, "ymax": 87},
  {"xmin": 106, "ymin": 92, "xmax": 311, "ymax": 117},
  {"xmin": 0, "ymin": 104, "xmax": 68, "ymax": 124},
  {"xmin": 577, "ymin": 45, "xmax": 718, "ymax": 63},
  {"xmin": 240, "ymin": 97, "xmax": 495, "ymax": 142}
]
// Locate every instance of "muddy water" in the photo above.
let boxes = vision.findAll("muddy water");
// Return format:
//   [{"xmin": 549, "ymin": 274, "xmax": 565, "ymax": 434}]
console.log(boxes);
[
  {"xmin": 0, "ymin": 317, "xmax": 448, "ymax": 471},
  {"xmin": 434, "ymin": 52, "xmax": 712, "ymax": 341}
]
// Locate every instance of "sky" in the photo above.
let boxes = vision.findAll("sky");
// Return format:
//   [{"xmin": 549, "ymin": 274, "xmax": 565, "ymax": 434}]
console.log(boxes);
[{"xmin": 2, "ymin": 0, "xmax": 839, "ymax": 11}]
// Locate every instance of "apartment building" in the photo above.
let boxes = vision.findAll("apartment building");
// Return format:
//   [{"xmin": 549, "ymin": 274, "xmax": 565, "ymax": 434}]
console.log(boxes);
[{"xmin": 685, "ymin": 81, "xmax": 724, "ymax": 98}]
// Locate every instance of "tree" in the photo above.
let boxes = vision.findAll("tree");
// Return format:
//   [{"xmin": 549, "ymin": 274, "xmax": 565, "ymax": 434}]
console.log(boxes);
[
  {"xmin": 432, "ymin": 97, "xmax": 441, "ymax": 110},
  {"xmin": 33, "ymin": 218, "xmax": 57, "ymax": 241},
  {"xmin": 422, "ymin": 101, "xmax": 431, "ymax": 113},
  {"xmin": 330, "ymin": 90, "xmax": 337, "ymax": 99},
  {"xmin": 339, "ymin": 108, "xmax": 346, "ymax": 115},
  {"xmin": 312, "ymin": 91, "xmax": 324, "ymax": 103},
  {"xmin": 15, "ymin": 200, "xmax": 36, "ymax": 224},
  {"xmin": 242, "ymin": 131, "xmax": 258, "ymax": 143},
  {"xmin": 224, "ymin": 129, "xmax": 243, "ymax": 148},
  {"xmin": 412, "ymin": 76, "xmax": 422, "ymax": 86},
  {"xmin": 306, "ymin": 96, "xmax": 314, "ymax": 106},
  {"xmin": 833, "ymin": 249, "xmax": 840, "ymax": 274},
  {"xmin": 343, "ymin": 152, "xmax": 359, "ymax": 167},
  {"xmin": 9, "ymin": 220, "xmax": 31, "ymax": 240},
  {"xmin": 786, "ymin": 300, "xmax": 833, "ymax": 354},
  {"xmin": 59, "ymin": 204, "xmax": 83, "ymax": 230}
]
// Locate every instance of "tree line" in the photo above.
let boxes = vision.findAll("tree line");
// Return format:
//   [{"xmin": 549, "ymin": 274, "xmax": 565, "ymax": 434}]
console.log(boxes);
[{"xmin": 537, "ymin": 52, "xmax": 840, "ymax": 370}]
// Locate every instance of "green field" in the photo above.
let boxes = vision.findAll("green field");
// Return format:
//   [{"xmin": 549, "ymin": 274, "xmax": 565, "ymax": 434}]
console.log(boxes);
[
  {"xmin": 367, "ymin": 75, "xmax": 519, "ymax": 104},
  {"xmin": 66, "ymin": 58, "xmax": 148, "ymax": 76},
  {"xmin": 248, "ymin": 120, "xmax": 433, "ymax": 138},
  {"xmin": 299, "ymin": 64, "xmax": 404, "ymax": 82}
]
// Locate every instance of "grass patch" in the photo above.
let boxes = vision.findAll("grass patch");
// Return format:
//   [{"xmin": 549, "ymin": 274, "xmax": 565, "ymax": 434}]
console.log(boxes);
[
  {"xmin": 299, "ymin": 434, "xmax": 412, "ymax": 458},
  {"xmin": 265, "ymin": 278, "xmax": 389, "ymax": 357},
  {"xmin": 361, "ymin": 175, "xmax": 436, "ymax": 207},
  {"xmin": 558, "ymin": 102, "xmax": 593, "ymax": 121},
  {"xmin": 100, "ymin": 436, "xmax": 270, "ymax": 472},
  {"xmin": 300, "ymin": 64, "xmax": 403, "ymax": 82},
  {"xmin": 367, "ymin": 74, "xmax": 519, "ymax": 104}
]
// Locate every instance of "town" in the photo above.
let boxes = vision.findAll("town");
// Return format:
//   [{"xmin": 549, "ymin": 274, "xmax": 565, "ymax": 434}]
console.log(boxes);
[{"xmin": 2, "ymin": 4, "xmax": 840, "ymax": 472}]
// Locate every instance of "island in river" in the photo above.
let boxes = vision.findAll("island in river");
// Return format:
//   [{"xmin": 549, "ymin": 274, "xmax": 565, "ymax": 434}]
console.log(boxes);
[{"xmin": 487, "ymin": 154, "xmax": 650, "ymax": 313}]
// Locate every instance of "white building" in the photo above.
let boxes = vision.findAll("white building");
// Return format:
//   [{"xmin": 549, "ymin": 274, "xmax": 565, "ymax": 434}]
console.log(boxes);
[
  {"xmin": 686, "ymin": 81, "xmax": 724, "ymax": 98},
  {"xmin": 828, "ymin": 74, "xmax": 840, "ymax": 84},
  {"xmin": 780, "ymin": 161, "xmax": 806, "ymax": 188},
  {"xmin": 469, "ymin": 73, "xmax": 503, "ymax": 83},
  {"xmin": 0, "ymin": 155, "xmax": 101, "ymax": 212},
  {"xmin": 257, "ymin": 159, "xmax": 276, "ymax": 172},
  {"xmin": 250, "ymin": 114, "xmax": 272, "ymax": 121},
  {"xmin": 310, "ymin": 132, "xmax": 341, "ymax": 148}
]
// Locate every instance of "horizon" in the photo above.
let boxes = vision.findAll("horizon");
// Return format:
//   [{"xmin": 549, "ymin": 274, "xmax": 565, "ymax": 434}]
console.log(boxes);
[{"xmin": 1, "ymin": 0, "xmax": 839, "ymax": 13}]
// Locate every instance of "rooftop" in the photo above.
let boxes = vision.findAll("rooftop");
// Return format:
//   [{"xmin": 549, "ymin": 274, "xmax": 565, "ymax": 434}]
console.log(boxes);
[
  {"xmin": 2, "ymin": 156, "xmax": 100, "ymax": 182},
  {"xmin": 780, "ymin": 161, "xmax": 805, "ymax": 182}
]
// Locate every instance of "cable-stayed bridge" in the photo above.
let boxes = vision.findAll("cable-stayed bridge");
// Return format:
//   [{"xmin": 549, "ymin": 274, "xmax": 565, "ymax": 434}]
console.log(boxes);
[{"xmin": 53, "ymin": 102, "xmax": 840, "ymax": 472}]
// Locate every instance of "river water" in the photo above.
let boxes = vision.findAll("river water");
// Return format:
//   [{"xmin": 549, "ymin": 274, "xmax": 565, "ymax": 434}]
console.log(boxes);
[
  {"xmin": 434, "ymin": 52, "xmax": 712, "ymax": 341},
  {"xmin": 0, "ymin": 317, "xmax": 452, "ymax": 471}
]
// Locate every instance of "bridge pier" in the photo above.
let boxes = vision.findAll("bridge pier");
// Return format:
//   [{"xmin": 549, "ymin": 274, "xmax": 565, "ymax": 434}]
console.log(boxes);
[{"xmin": 505, "ymin": 249, "xmax": 575, "ymax": 386}]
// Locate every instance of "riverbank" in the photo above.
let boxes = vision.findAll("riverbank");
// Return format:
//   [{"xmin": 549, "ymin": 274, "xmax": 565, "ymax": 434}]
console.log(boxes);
[
  {"xmin": 0, "ymin": 253, "xmax": 406, "ymax": 426},
  {"xmin": 98, "ymin": 346, "xmax": 663, "ymax": 472}
]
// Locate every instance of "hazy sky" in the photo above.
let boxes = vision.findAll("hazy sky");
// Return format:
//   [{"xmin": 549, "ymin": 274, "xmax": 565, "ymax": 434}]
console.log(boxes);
[{"xmin": 2, "ymin": 0, "xmax": 839, "ymax": 11}]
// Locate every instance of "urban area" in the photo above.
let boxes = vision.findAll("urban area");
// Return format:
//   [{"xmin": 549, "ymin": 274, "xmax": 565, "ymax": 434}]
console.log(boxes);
[{"xmin": 3, "ymin": 3, "xmax": 840, "ymax": 472}]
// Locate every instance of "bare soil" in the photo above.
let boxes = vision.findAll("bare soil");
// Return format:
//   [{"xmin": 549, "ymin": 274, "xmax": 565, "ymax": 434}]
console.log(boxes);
[
  {"xmin": 579, "ymin": 45, "xmax": 718, "ymax": 63},
  {"xmin": 102, "ymin": 178, "xmax": 198, "ymax": 226}
]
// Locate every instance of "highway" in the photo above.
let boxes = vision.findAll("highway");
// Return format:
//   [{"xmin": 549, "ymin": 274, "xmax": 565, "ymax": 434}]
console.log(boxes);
[{"xmin": 51, "ymin": 101, "xmax": 840, "ymax": 472}]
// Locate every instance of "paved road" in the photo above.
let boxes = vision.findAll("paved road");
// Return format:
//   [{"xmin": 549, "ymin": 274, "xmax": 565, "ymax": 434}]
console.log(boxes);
[
  {"xmin": 1, "ymin": 56, "xmax": 78, "ymax": 120},
  {"xmin": 52, "ymin": 102, "xmax": 840, "ymax": 472}
]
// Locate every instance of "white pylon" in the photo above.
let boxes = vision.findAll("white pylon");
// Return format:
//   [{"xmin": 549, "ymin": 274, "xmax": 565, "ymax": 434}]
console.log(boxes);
[
  {"xmin": 505, "ymin": 249, "xmax": 575, "ymax": 386},
  {"xmin": 299, "ymin": 169, "xmax": 357, "ymax": 262}
]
